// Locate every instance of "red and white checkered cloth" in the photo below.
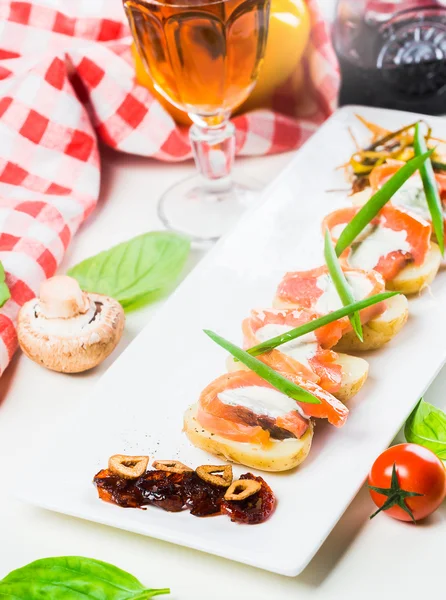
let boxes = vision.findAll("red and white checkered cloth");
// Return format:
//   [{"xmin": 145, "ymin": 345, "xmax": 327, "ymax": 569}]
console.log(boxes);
[{"xmin": 0, "ymin": 0, "xmax": 339, "ymax": 376}]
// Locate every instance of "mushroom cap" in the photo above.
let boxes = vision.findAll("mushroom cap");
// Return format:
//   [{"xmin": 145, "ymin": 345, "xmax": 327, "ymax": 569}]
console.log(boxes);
[{"xmin": 17, "ymin": 278, "xmax": 125, "ymax": 373}]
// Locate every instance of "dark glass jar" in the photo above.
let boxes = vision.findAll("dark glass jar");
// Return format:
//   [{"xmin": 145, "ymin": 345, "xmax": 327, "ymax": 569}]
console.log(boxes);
[{"xmin": 333, "ymin": 0, "xmax": 446, "ymax": 114}]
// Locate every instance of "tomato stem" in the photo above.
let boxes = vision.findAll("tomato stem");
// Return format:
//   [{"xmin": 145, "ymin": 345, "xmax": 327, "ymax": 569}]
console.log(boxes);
[{"xmin": 368, "ymin": 463, "xmax": 423, "ymax": 523}]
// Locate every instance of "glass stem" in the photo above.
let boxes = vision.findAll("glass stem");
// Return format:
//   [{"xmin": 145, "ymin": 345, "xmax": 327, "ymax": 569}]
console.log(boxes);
[{"xmin": 189, "ymin": 121, "xmax": 236, "ymax": 192}]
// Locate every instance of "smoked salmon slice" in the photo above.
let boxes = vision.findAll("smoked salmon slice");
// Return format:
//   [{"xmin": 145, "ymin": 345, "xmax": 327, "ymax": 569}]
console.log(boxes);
[
  {"xmin": 323, "ymin": 204, "xmax": 431, "ymax": 281},
  {"xmin": 369, "ymin": 161, "xmax": 446, "ymax": 200},
  {"xmin": 275, "ymin": 265, "xmax": 386, "ymax": 328},
  {"xmin": 197, "ymin": 370, "xmax": 349, "ymax": 446},
  {"xmin": 369, "ymin": 161, "xmax": 446, "ymax": 239},
  {"xmin": 245, "ymin": 307, "xmax": 343, "ymax": 348},
  {"xmin": 242, "ymin": 308, "xmax": 343, "ymax": 394}
]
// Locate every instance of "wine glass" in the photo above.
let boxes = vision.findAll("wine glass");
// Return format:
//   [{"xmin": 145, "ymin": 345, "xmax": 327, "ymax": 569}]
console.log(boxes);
[{"xmin": 123, "ymin": 0, "xmax": 270, "ymax": 244}]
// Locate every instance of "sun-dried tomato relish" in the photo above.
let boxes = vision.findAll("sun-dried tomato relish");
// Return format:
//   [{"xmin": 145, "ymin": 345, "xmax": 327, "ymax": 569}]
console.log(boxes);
[
  {"xmin": 93, "ymin": 467, "xmax": 275, "ymax": 524},
  {"xmin": 94, "ymin": 469, "xmax": 144, "ymax": 508},
  {"xmin": 182, "ymin": 472, "xmax": 226, "ymax": 516},
  {"xmin": 221, "ymin": 473, "xmax": 276, "ymax": 524},
  {"xmin": 137, "ymin": 470, "xmax": 189, "ymax": 512}
]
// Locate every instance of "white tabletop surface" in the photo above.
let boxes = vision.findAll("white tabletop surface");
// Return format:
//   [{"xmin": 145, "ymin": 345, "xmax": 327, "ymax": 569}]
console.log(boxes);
[{"xmin": 2, "ymin": 146, "xmax": 446, "ymax": 598}]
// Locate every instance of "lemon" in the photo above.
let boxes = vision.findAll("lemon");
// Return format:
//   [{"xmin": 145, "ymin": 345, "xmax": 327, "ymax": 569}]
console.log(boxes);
[{"xmin": 241, "ymin": 0, "xmax": 310, "ymax": 112}]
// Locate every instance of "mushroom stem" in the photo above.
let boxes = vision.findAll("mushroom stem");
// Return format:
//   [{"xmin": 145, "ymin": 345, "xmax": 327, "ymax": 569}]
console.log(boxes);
[
  {"xmin": 17, "ymin": 278, "xmax": 125, "ymax": 373},
  {"xmin": 39, "ymin": 276, "xmax": 90, "ymax": 319}
]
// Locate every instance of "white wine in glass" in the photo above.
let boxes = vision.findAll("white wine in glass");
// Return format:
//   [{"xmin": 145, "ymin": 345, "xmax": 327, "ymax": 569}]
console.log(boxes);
[{"xmin": 124, "ymin": 0, "xmax": 270, "ymax": 243}]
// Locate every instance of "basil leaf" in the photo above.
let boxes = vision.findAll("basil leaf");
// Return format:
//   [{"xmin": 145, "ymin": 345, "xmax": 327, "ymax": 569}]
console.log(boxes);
[
  {"xmin": 0, "ymin": 261, "xmax": 10, "ymax": 308},
  {"xmin": 0, "ymin": 556, "xmax": 170, "ymax": 600},
  {"xmin": 204, "ymin": 329, "xmax": 321, "ymax": 405},
  {"xmin": 68, "ymin": 232, "xmax": 190, "ymax": 310},
  {"xmin": 405, "ymin": 399, "xmax": 446, "ymax": 459}
]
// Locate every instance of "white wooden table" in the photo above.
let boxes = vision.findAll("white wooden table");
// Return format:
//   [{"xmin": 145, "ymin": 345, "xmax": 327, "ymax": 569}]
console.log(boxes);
[{"xmin": 2, "ymin": 146, "xmax": 446, "ymax": 598}]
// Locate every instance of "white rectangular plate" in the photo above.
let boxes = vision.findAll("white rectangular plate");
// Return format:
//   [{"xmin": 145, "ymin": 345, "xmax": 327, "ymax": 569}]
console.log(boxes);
[{"xmin": 22, "ymin": 106, "xmax": 446, "ymax": 576}]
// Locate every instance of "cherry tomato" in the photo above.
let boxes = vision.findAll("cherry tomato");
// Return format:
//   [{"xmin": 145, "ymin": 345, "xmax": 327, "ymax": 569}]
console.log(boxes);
[{"xmin": 368, "ymin": 443, "xmax": 446, "ymax": 522}]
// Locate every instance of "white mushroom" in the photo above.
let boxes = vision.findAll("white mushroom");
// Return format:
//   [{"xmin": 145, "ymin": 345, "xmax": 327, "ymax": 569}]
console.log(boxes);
[{"xmin": 17, "ymin": 276, "xmax": 125, "ymax": 373}]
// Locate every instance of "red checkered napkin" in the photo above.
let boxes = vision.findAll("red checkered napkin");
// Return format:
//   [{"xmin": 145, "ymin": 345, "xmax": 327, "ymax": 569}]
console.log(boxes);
[{"xmin": 0, "ymin": 0, "xmax": 339, "ymax": 376}]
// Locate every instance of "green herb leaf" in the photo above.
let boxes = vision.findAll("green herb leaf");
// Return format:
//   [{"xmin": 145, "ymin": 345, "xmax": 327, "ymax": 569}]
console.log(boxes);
[
  {"xmin": 204, "ymin": 329, "xmax": 321, "ymax": 405},
  {"xmin": 246, "ymin": 291, "xmax": 399, "ymax": 357},
  {"xmin": 404, "ymin": 399, "xmax": 446, "ymax": 459},
  {"xmin": 364, "ymin": 121, "xmax": 419, "ymax": 152},
  {"xmin": 335, "ymin": 149, "xmax": 434, "ymax": 256},
  {"xmin": 0, "ymin": 261, "xmax": 10, "ymax": 308},
  {"xmin": 432, "ymin": 160, "xmax": 446, "ymax": 172},
  {"xmin": 68, "ymin": 232, "xmax": 190, "ymax": 311},
  {"xmin": 0, "ymin": 556, "xmax": 170, "ymax": 599},
  {"xmin": 414, "ymin": 122, "xmax": 444, "ymax": 255},
  {"xmin": 324, "ymin": 229, "xmax": 363, "ymax": 341}
]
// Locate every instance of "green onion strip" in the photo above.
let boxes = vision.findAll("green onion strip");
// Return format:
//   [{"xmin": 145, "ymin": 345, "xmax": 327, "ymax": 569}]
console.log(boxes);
[
  {"xmin": 336, "ymin": 149, "xmax": 434, "ymax": 256},
  {"xmin": 414, "ymin": 122, "xmax": 444, "ymax": 256},
  {"xmin": 204, "ymin": 330, "xmax": 322, "ymax": 405},
  {"xmin": 246, "ymin": 291, "xmax": 399, "ymax": 357},
  {"xmin": 324, "ymin": 230, "xmax": 363, "ymax": 341}
]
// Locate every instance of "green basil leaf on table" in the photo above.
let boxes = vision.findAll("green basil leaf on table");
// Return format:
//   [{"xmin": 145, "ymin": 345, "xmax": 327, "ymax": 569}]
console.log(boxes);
[
  {"xmin": 405, "ymin": 399, "xmax": 446, "ymax": 460},
  {"xmin": 0, "ymin": 556, "xmax": 170, "ymax": 599},
  {"xmin": 68, "ymin": 232, "xmax": 190, "ymax": 311},
  {"xmin": 0, "ymin": 261, "xmax": 10, "ymax": 308}
]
